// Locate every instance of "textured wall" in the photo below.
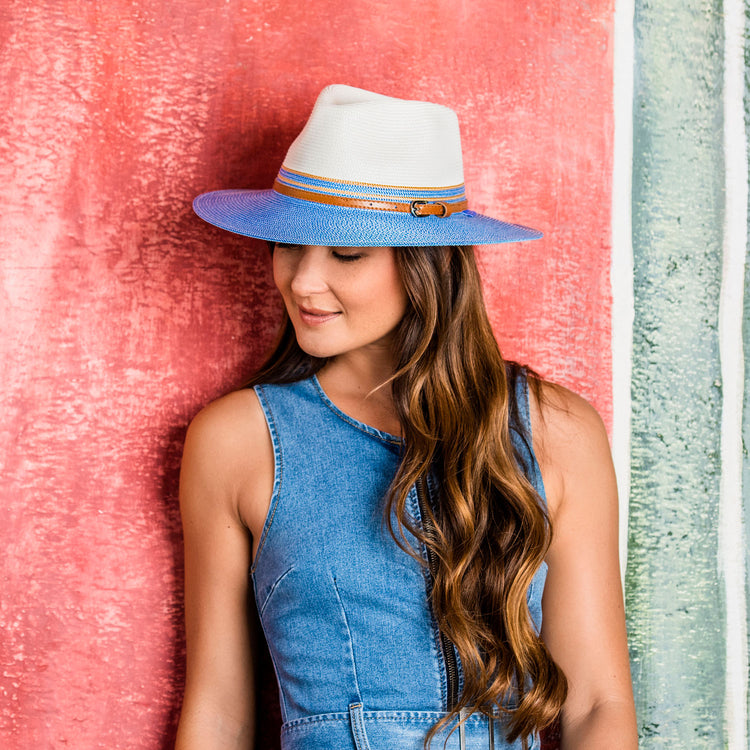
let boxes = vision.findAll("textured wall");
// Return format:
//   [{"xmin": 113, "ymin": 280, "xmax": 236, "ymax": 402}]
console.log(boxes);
[
  {"xmin": 0, "ymin": 1, "xmax": 614, "ymax": 748},
  {"xmin": 624, "ymin": 0, "xmax": 750, "ymax": 747},
  {"xmin": 626, "ymin": 0, "xmax": 725, "ymax": 744}
]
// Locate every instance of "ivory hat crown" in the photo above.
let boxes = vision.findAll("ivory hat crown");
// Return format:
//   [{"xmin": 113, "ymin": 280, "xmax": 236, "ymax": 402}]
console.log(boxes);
[
  {"xmin": 283, "ymin": 84, "xmax": 464, "ymax": 187},
  {"xmin": 193, "ymin": 84, "xmax": 541, "ymax": 246}
]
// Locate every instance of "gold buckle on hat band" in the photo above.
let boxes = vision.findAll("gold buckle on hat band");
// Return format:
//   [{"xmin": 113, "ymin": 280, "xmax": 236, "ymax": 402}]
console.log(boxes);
[
  {"xmin": 410, "ymin": 200, "xmax": 448, "ymax": 217},
  {"xmin": 273, "ymin": 180, "xmax": 468, "ymax": 218}
]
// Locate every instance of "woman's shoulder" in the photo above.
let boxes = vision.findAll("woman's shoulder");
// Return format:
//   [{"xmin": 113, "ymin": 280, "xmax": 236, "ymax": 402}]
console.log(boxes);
[
  {"xmin": 530, "ymin": 379, "xmax": 607, "ymax": 440},
  {"xmin": 528, "ymin": 378, "xmax": 614, "ymax": 517},
  {"xmin": 181, "ymin": 388, "xmax": 273, "ymax": 523},
  {"xmin": 186, "ymin": 387, "xmax": 267, "ymax": 458}
]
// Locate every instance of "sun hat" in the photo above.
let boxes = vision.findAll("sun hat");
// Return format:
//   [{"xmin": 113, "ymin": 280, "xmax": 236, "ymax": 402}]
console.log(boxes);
[{"xmin": 193, "ymin": 84, "xmax": 542, "ymax": 247}]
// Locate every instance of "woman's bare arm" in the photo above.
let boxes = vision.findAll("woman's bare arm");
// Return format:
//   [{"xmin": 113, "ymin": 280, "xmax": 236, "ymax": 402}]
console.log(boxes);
[
  {"xmin": 532, "ymin": 383, "xmax": 638, "ymax": 749},
  {"xmin": 175, "ymin": 390, "xmax": 274, "ymax": 750}
]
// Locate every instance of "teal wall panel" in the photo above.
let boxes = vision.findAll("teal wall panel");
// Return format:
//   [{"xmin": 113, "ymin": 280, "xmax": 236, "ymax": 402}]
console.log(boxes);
[
  {"xmin": 744, "ymin": 3, "xmax": 750, "ymax": 737},
  {"xmin": 626, "ymin": 0, "xmax": 726, "ymax": 746},
  {"xmin": 744, "ymin": 219, "xmax": 750, "ymax": 741}
]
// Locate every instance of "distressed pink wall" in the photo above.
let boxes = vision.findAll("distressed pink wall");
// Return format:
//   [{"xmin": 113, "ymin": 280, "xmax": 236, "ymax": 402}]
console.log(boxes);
[{"xmin": 0, "ymin": 1, "xmax": 613, "ymax": 747}]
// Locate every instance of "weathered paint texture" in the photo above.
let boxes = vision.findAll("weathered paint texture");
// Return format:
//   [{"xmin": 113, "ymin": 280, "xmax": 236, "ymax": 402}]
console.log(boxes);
[
  {"xmin": 719, "ymin": 0, "xmax": 748, "ymax": 744},
  {"xmin": 744, "ymin": 278, "xmax": 750, "ymax": 745},
  {"xmin": 0, "ymin": 1, "xmax": 614, "ymax": 748},
  {"xmin": 744, "ymin": 3, "xmax": 750, "ymax": 743},
  {"xmin": 626, "ymin": 0, "xmax": 726, "ymax": 746}
]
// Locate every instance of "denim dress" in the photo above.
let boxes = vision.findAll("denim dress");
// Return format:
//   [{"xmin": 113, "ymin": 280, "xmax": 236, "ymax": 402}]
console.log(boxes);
[{"xmin": 252, "ymin": 373, "xmax": 547, "ymax": 750}]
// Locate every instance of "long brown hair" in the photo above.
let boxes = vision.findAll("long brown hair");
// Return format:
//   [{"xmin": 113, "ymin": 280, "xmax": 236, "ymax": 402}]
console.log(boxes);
[{"xmin": 248, "ymin": 245, "xmax": 566, "ymax": 746}]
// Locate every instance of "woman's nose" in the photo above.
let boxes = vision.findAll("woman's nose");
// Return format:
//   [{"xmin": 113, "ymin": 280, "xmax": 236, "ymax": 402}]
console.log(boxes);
[{"xmin": 289, "ymin": 247, "xmax": 329, "ymax": 296}]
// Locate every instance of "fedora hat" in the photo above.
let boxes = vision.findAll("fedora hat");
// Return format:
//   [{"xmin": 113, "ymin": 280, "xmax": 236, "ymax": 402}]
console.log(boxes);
[{"xmin": 193, "ymin": 84, "xmax": 542, "ymax": 247}]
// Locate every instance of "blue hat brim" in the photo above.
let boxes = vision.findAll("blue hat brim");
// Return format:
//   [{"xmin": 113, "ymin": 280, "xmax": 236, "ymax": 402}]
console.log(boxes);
[{"xmin": 193, "ymin": 189, "xmax": 542, "ymax": 246}]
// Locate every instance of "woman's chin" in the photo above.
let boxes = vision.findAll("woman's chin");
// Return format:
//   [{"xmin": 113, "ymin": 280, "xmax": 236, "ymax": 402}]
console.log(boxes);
[{"xmin": 295, "ymin": 339, "xmax": 338, "ymax": 359}]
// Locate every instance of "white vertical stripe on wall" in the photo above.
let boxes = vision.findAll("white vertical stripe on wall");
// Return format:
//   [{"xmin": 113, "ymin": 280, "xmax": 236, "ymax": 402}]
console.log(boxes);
[
  {"xmin": 611, "ymin": 0, "xmax": 635, "ymax": 577},
  {"xmin": 720, "ymin": 0, "xmax": 748, "ymax": 746}
]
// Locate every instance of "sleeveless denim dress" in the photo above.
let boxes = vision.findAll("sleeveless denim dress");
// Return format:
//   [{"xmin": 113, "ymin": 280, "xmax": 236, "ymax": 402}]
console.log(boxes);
[{"xmin": 252, "ymin": 373, "xmax": 547, "ymax": 750}]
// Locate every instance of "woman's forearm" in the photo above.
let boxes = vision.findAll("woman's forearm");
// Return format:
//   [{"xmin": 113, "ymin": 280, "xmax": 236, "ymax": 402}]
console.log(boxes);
[
  {"xmin": 175, "ymin": 707, "xmax": 253, "ymax": 750},
  {"xmin": 560, "ymin": 699, "xmax": 638, "ymax": 750}
]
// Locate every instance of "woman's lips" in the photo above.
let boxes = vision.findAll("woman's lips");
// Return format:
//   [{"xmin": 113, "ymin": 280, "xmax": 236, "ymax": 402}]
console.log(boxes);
[{"xmin": 297, "ymin": 307, "xmax": 341, "ymax": 326}]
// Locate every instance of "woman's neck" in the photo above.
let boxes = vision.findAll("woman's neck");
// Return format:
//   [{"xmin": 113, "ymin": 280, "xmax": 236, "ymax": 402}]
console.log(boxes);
[{"xmin": 317, "ymin": 352, "xmax": 401, "ymax": 436}]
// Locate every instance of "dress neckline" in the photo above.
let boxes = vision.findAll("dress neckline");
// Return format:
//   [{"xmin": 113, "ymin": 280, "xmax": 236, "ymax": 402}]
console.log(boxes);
[{"xmin": 310, "ymin": 374, "xmax": 403, "ymax": 446}]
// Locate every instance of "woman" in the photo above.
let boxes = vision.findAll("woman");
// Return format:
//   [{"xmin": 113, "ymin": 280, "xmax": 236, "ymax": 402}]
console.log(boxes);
[{"xmin": 176, "ymin": 85, "xmax": 637, "ymax": 750}]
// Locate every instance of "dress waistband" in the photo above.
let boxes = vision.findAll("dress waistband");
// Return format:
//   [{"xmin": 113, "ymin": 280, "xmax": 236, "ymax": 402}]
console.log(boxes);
[{"xmin": 279, "ymin": 704, "xmax": 539, "ymax": 750}]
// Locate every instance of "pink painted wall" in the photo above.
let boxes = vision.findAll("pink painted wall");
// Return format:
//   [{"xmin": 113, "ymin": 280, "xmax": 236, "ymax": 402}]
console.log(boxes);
[{"xmin": 0, "ymin": 1, "xmax": 613, "ymax": 747}]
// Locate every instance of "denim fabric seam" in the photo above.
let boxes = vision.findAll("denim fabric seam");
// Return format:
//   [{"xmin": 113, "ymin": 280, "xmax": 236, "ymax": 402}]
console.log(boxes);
[
  {"xmin": 410, "ymin": 482, "xmax": 449, "ymax": 711},
  {"xmin": 348, "ymin": 702, "xmax": 372, "ymax": 750},
  {"xmin": 425, "ymin": 470, "xmax": 465, "ymax": 695},
  {"xmin": 282, "ymin": 710, "xmax": 482, "ymax": 730},
  {"xmin": 513, "ymin": 372, "xmax": 547, "ymax": 505},
  {"xmin": 258, "ymin": 564, "xmax": 295, "ymax": 617},
  {"xmin": 282, "ymin": 711, "xmax": 349, "ymax": 729},
  {"xmin": 311, "ymin": 374, "xmax": 402, "ymax": 446},
  {"xmin": 525, "ymin": 562, "xmax": 548, "ymax": 637},
  {"xmin": 250, "ymin": 384, "xmax": 284, "ymax": 573},
  {"xmin": 331, "ymin": 573, "xmax": 363, "ymax": 701}
]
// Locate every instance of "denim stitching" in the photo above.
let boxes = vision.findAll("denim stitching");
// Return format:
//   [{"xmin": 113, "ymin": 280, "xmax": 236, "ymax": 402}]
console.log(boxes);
[
  {"xmin": 250, "ymin": 384, "xmax": 284, "ymax": 573},
  {"xmin": 257, "ymin": 565, "xmax": 294, "ymax": 617},
  {"xmin": 311, "ymin": 375, "xmax": 402, "ymax": 446},
  {"xmin": 410, "ymin": 482, "xmax": 449, "ymax": 710},
  {"xmin": 331, "ymin": 574, "xmax": 362, "ymax": 701},
  {"xmin": 248, "ymin": 385, "xmax": 290, "ymax": 720},
  {"xmin": 281, "ymin": 709, "xmax": 515, "ymax": 727},
  {"xmin": 348, "ymin": 702, "xmax": 372, "ymax": 750},
  {"xmin": 514, "ymin": 372, "xmax": 548, "ymax": 505}
]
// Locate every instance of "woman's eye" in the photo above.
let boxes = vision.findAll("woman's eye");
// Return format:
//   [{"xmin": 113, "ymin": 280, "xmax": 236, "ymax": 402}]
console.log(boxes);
[
  {"xmin": 332, "ymin": 250, "xmax": 363, "ymax": 262},
  {"xmin": 275, "ymin": 243, "xmax": 301, "ymax": 251}
]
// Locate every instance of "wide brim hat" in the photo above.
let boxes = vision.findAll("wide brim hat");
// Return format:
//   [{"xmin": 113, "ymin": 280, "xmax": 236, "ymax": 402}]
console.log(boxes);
[{"xmin": 193, "ymin": 85, "xmax": 542, "ymax": 247}]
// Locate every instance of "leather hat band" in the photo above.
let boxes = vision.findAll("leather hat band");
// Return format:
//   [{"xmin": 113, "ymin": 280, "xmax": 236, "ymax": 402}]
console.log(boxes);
[{"xmin": 272, "ymin": 169, "xmax": 468, "ymax": 218}]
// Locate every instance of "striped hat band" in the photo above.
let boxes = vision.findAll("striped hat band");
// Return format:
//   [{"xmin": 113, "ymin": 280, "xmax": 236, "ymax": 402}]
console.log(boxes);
[{"xmin": 273, "ymin": 166, "xmax": 469, "ymax": 218}]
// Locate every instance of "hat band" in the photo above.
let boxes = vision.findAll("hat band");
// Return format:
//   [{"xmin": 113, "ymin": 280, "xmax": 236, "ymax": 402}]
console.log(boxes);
[{"xmin": 273, "ymin": 166, "xmax": 468, "ymax": 217}]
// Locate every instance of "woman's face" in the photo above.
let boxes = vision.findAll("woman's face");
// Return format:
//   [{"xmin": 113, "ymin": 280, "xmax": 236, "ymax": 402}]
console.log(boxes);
[{"xmin": 272, "ymin": 244, "xmax": 408, "ymax": 363}]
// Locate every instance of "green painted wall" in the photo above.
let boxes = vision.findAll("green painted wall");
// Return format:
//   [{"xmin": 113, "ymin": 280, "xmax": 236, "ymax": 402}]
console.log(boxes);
[
  {"xmin": 626, "ymin": 0, "xmax": 726, "ymax": 746},
  {"xmin": 744, "ymin": 5, "xmax": 750, "ymax": 743}
]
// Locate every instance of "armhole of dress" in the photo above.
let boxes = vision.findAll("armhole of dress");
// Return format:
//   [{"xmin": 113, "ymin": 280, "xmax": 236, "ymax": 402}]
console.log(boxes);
[
  {"xmin": 516, "ymin": 371, "xmax": 550, "ymax": 636},
  {"xmin": 250, "ymin": 384, "xmax": 283, "ymax": 574},
  {"xmin": 514, "ymin": 370, "xmax": 549, "ymax": 508}
]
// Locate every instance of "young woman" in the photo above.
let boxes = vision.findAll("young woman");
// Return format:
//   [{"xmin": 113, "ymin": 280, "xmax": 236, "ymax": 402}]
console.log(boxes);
[{"xmin": 175, "ymin": 85, "xmax": 637, "ymax": 750}]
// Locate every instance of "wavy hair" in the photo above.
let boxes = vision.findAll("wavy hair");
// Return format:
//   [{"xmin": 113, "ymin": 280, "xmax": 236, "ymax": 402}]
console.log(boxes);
[{"xmin": 248, "ymin": 245, "xmax": 566, "ymax": 747}]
